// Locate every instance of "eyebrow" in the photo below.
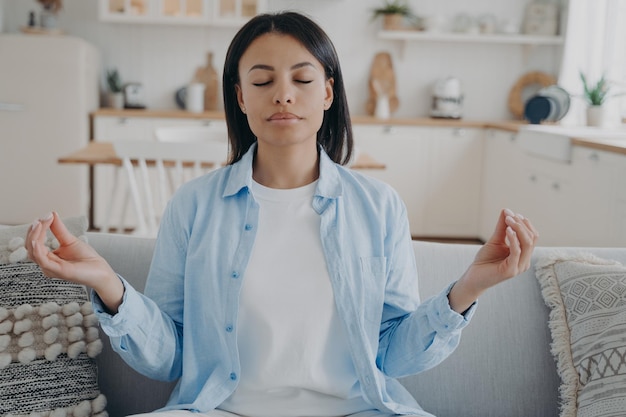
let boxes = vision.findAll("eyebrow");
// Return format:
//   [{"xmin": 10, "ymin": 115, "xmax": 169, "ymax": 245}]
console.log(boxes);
[{"xmin": 247, "ymin": 62, "xmax": 316, "ymax": 73}]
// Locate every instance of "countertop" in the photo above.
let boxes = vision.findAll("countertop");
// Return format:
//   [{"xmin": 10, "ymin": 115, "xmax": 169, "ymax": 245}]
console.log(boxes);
[{"xmin": 91, "ymin": 109, "xmax": 626, "ymax": 156}]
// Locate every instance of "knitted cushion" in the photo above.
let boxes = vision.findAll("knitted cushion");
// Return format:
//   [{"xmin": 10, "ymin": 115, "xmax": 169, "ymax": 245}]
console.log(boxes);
[
  {"xmin": 0, "ymin": 217, "xmax": 107, "ymax": 417},
  {"xmin": 536, "ymin": 252, "xmax": 626, "ymax": 417}
]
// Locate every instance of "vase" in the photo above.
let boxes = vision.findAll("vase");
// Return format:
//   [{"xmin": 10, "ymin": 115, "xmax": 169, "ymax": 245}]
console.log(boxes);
[
  {"xmin": 40, "ymin": 10, "xmax": 57, "ymax": 29},
  {"xmin": 586, "ymin": 105, "xmax": 608, "ymax": 127},
  {"xmin": 108, "ymin": 92, "xmax": 124, "ymax": 109},
  {"xmin": 383, "ymin": 14, "xmax": 404, "ymax": 30}
]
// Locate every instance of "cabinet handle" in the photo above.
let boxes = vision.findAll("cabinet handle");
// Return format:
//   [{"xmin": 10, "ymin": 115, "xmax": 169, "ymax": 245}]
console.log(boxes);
[
  {"xmin": 529, "ymin": 174, "xmax": 537, "ymax": 182},
  {"xmin": 552, "ymin": 182, "xmax": 560, "ymax": 191},
  {"xmin": 509, "ymin": 133, "xmax": 517, "ymax": 142},
  {"xmin": 453, "ymin": 128, "xmax": 465, "ymax": 137},
  {"xmin": 589, "ymin": 152, "xmax": 599, "ymax": 161},
  {"xmin": 0, "ymin": 102, "xmax": 25, "ymax": 111},
  {"xmin": 117, "ymin": 117, "xmax": 128, "ymax": 125},
  {"xmin": 382, "ymin": 125, "xmax": 395, "ymax": 134},
  {"xmin": 202, "ymin": 120, "xmax": 212, "ymax": 126}
]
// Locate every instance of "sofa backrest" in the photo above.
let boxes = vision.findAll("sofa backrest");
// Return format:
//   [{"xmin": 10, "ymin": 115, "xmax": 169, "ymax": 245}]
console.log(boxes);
[{"xmin": 87, "ymin": 232, "xmax": 626, "ymax": 417}]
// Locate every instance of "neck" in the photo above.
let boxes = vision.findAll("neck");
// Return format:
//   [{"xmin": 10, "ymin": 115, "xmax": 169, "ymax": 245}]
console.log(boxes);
[{"xmin": 253, "ymin": 143, "xmax": 319, "ymax": 189}]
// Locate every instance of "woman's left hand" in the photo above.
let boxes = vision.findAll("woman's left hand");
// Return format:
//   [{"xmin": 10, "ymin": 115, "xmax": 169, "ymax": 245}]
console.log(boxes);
[{"xmin": 448, "ymin": 208, "xmax": 539, "ymax": 313}]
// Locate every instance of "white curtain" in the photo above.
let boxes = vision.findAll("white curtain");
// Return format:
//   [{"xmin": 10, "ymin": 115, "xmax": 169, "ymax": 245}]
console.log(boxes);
[{"xmin": 558, "ymin": 0, "xmax": 626, "ymax": 126}]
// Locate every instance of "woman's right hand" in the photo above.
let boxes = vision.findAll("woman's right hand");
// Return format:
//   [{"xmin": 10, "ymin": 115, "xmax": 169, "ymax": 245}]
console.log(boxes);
[{"xmin": 26, "ymin": 212, "xmax": 124, "ymax": 313}]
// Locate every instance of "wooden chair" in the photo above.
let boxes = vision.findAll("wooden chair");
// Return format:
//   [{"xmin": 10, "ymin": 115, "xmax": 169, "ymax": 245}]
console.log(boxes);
[
  {"xmin": 154, "ymin": 125, "xmax": 229, "ymax": 189},
  {"xmin": 106, "ymin": 139, "xmax": 227, "ymax": 237}
]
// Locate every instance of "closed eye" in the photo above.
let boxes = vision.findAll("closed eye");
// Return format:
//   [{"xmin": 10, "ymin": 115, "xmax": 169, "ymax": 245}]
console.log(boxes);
[
  {"xmin": 296, "ymin": 80, "xmax": 313, "ymax": 84},
  {"xmin": 252, "ymin": 81, "xmax": 271, "ymax": 87}
]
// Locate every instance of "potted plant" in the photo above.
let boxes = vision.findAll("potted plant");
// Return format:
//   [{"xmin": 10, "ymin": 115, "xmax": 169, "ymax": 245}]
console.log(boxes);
[
  {"xmin": 580, "ymin": 72, "xmax": 624, "ymax": 127},
  {"xmin": 106, "ymin": 69, "xmax": 124, "ymax": 109},
  {"xmin": 371, "ymin": 0, "xmax": 414, "ymax": 31}
]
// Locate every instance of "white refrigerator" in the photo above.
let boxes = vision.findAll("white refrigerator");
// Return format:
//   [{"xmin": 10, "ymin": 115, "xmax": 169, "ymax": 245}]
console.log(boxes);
[{"xmin": 0, "ymin": 34, "xmax": 99, "ymax": 225}]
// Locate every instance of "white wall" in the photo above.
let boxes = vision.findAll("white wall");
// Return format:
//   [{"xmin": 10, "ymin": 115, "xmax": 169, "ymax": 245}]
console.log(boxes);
[{"xmin": 3, "ymin": 0, "xmax": 564, "ymax": 120}]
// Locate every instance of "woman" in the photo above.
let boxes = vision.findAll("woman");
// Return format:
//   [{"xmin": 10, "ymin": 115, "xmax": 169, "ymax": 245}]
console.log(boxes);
[{"xmin": 27, "ymin": 11, "xmax": 538, "ymax": 417}]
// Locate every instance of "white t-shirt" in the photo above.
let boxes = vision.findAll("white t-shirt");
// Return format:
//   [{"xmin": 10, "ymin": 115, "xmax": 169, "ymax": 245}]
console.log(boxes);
[{"xmin": 218, "ymin": 180, "xmax": 371, "ymax": 417}]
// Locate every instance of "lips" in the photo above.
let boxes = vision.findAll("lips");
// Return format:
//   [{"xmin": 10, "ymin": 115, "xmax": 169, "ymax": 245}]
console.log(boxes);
[{"xmin": 268, "ymin": 112, "xmax": 300, "ymax": 121}]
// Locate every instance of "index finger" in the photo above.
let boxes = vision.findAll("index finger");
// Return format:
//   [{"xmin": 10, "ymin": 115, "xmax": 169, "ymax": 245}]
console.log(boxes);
[{"xmin": 25, "ymin": 212, "xmax": 54, "ymax": 258}]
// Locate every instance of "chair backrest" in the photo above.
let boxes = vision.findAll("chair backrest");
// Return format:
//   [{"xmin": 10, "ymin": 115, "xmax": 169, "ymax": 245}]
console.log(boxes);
[
  {"xmin": 112, "ymin": 140, "xmax": 226, "ymax": 237},
  {"xmin": 154, "ymin": 125, "xmax": 229, "ymax": 143}
]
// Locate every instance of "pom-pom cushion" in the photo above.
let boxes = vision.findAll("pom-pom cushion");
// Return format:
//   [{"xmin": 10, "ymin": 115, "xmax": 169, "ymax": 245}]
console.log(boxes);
[
  {"xmin": 0, "ymin": 217, "xmax": 107, "ymax": 417},
  {"xmin": 536, "ymin": 252, "xmax": 626, "ymax": 417}
]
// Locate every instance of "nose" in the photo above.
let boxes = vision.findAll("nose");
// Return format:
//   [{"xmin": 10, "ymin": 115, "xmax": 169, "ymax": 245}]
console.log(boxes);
[{"xmin": 273, "ymin": 78, "xmax": 294, "ymax": 105}]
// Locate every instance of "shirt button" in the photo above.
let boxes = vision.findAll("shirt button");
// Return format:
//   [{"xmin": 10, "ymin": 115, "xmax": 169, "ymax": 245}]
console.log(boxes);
[
  {"xmin": 231, "ymin": 271, "xmax": 239, "ymax": 279},
  {"xmin": 230, "ymin": 372, "xmax": 237, "ymax": 381},
  {"xmin": 244, "ymin": 224, "xmax": 253, "ymax": 231},
  {"xmin": 225, "ymin": 325, "xmax": 233, "ymax": 332}
]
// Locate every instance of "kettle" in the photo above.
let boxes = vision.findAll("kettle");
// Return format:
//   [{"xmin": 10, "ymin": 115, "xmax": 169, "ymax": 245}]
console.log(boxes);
[{"xmin": 431, "ymin": 77, "xmax": 464, "ymax": 119}]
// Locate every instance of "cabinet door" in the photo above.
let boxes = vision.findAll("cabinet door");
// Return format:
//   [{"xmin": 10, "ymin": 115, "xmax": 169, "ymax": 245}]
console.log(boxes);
[
  {"xmin": 421, "ymin": 127, "xmax": 484, "ymax": 238},
  {"xmin": 93, "ymin": 116, "xmax": 154, "ymax": 141},
  {"xmin": 353, "ymin": 125, "xmax": 483, "ymax": 239},
  {"xmin": 353, "ymin": 124, "xmax": 429, "ymax": 236},
  {"xmin": 479, "ymin": 129, "xmax": 522, "ymax": 240},
  {"xmin": 573, "ymin": 147, "xmax": 626, "ymax": 247}
]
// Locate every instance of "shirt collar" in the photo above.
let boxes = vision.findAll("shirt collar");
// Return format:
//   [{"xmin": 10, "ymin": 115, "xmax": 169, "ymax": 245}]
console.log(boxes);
[{"xmin": 223, "ymin": 142, "xmax": 343, "ymax": 200}]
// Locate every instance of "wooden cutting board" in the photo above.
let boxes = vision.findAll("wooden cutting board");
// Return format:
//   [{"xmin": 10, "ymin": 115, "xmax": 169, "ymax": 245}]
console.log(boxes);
[
  {"xmin": 194, "ymin": 52, "xmax": 219, "ymax": 111},
  {"xmin": 366, "ymin": 51, "xmax": 399, "ymax": 116}
]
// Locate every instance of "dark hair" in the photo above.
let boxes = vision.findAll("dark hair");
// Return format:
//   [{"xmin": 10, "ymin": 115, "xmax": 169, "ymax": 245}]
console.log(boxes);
[{"xmin": 223, "ymin": 11, "xmax": 353, "ymax": 165}]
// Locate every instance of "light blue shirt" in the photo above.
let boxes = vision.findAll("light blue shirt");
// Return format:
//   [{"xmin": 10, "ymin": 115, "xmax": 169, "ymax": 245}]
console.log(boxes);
[{"xmin": 93, "ymin": 144, "xmax": 475, "ymax": 416}]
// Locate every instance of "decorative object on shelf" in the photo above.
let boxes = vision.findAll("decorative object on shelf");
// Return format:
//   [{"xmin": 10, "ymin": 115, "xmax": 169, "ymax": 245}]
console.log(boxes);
[
  {"xmin": 580, "ymin": 72, "xmax": 625, "ymax": 127},
  {"xmin": 186, "ymin": 83, "xmax": 206, "ymax": 113},
  {"xmin": 523, "ymin": 85, "xmax": 570, "ymax": 124},
  {"xmin": 37, "ymin": 0, "xmax": 62, "ymax": 30},
  {"xmin": 194, "ymin": 52, "xmax": 219, "ymax": 111},
  {"xmin": 508, "ymin": 71, "xmax": 556, "ymax": 119},
  {"xmin": 20, "ymin": 0, "xmax": 64, "ymax": 34},
  {"xmin": 430, "ymin": 76, "xmax": 463, "ymax": 119},
  {"xmin": 522, "ymin": 2, "xmax": 559, "ymax": 36},
  {"xmin": 370, "ymin": 0, "xmax": 415, "ymax": 31},
  {"xmin": 175, "ymin": 86, "xmax": 187, "ymax": 109},
  {"xmin": 106, "ymin": 68, "xmax": 124, "ymax": 109},
  {"xmin": 123, "ymin": 82, "xmax": 146, "ymax": 109},
  {"xmin": 365, "ymin": 52, "xmax": 399, "ymax": 118}
]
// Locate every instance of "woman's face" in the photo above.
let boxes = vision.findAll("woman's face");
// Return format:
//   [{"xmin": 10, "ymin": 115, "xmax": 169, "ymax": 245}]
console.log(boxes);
[{"xmin": 236, "ymin": 33, "xmax": 334, "ymax": 153}]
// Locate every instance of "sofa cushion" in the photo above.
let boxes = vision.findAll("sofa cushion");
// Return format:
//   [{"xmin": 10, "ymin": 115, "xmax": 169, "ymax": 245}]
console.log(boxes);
[
  {"xmin": 0, "ymin": 217, "xmax": 108, "ymax": 417},
  {"xmin": 536, "ymin": 252, "xmax": 626, "ymax": 417}
]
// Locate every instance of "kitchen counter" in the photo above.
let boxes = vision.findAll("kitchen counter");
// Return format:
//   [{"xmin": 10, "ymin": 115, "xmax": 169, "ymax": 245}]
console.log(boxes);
[{"xmin": 91, "ymin": 109, "xmax": 626, "ymax": 155}]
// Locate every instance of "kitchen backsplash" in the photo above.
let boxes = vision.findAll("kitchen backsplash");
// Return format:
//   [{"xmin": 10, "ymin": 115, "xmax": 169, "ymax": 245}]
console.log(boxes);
[{"xmin": 2, "ymin": 0, "xmax": 564, "ymax": 120}]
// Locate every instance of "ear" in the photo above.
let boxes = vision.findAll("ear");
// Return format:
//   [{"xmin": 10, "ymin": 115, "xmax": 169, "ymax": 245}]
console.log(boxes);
[
  {"xmin": 235, "ymin": 84, "xmax": 245, "ymax": 113},
  {"xmin": 324, "ymin": 78, "xmax": 334, "ymax": 110}
]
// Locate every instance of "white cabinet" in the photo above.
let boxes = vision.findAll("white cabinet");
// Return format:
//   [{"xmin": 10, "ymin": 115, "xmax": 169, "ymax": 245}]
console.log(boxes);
[
  {"xmin": 92, "ymin": 115, "xmax": 227, "ymax": 230},
  {"xmin": 353, "ymin": 124, "xmax": 429, "ymax": 235},
  {"xmin": 98, "ymin": 0, "xmax": 267, "ymax": 26},
  {"xmin": 353, "ymin": 124, "xmax": 483, "ymax": 238},
  {"xmin": 481, "ymin": 128, "xmax": 575, "ymax": 245},
  {"xmin": 571, "ymin": 147, "xmax": 626, "ymax": 247},
  {"xmin": 480, "ymin": 129, "xmax": 623, "ymax": 247},
  {"xmin": 420, "ymin": 127, "xmax": 484, "ymax": 237},
  {"xmin": 479, "ymin": 129, "xmax": 521, "ymax": 240}
]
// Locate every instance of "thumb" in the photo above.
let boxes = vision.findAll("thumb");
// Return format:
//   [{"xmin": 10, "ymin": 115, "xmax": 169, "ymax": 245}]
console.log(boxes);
[{"xmin": 49, "ymin": 212, "xmax": 78, "ymax": 246}]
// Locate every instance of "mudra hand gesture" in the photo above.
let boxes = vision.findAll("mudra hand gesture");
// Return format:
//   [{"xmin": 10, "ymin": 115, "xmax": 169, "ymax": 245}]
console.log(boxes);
[
  {"xmin": 448, "ymin": 208, "xmax": 539, "ymax": 313},
  {"xmin": 26, "ymin": 212, "xmax": 124, "ymax": 313}
]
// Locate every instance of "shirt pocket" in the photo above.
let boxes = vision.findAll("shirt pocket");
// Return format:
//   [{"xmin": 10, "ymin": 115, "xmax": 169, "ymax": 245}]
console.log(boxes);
[{"xmin": 359, "ymin": 256, "xmax": 387, "ymax": 325}]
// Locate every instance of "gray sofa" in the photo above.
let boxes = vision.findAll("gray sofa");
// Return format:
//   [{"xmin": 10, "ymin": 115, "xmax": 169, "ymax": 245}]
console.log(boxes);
[{"xmin": 87, "ymin": 232, "xmax": 626, "ymax": 417}]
